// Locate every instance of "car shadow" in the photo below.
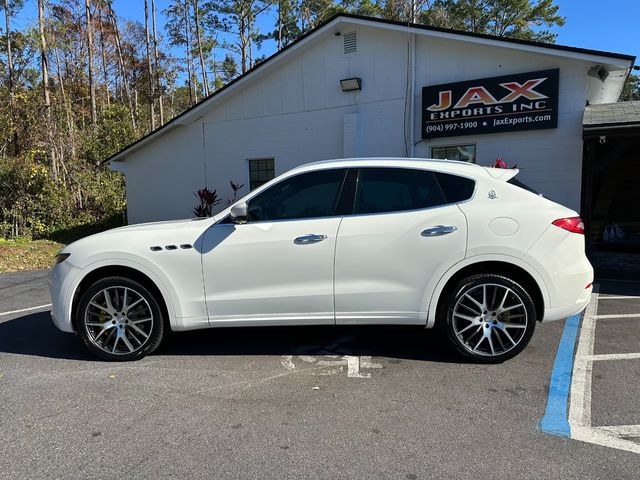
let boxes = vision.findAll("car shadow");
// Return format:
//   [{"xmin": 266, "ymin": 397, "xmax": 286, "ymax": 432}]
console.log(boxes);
[{"xmin": 0, "ymin": 311, "xmax": 464, "ymax": 363}]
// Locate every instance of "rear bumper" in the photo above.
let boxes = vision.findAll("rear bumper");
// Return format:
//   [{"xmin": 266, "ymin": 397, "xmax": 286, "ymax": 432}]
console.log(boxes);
[
  {"xmin": 527, "ymin": 223, "xmax": 594, "ymax": 323},
  {"xmin": 539, "ymin": 254, "xmax": 593, "ymax": 322},
  {"xmin": 542, "ymin": 283, "xmax": 592, "ymax": 322}
]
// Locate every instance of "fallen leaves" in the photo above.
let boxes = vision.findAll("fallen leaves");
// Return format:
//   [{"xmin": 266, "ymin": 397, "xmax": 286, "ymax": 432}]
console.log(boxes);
[{"xmin": 0, "ymin": 239, "xmax": 64, "ymax": 273}]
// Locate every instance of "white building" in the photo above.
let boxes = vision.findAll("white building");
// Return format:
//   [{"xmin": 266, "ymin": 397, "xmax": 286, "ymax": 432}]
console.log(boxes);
[{"xmin": 105, "ymin": 14, "xmax": 635, "ymax": 225}]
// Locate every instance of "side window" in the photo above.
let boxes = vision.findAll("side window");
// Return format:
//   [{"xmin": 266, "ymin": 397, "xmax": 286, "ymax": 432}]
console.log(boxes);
[
  {"xmin": 435, "ymin": 172, "xmax": 476, "ymax": 203},
  {"xmin": 354, "ymin": 168, "xmax": 446, "ymax": 215},
  {"xmin": 247, "ymin": 169, "xmax": 347, "ymax": 222}
]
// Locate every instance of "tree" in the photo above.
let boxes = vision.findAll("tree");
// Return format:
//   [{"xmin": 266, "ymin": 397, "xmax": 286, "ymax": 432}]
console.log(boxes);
[
  {"xmin": 271, "ymin": 0, "xmax": 301, "ymax": 49},
  {"xmin": 205, "ymin": 0, "xmax": 273, "ymax": 74},
  {"xmin": 2, "ymin": 0, "xmax": 24, "ymax": 156},
  {"xmin": 151, "ymin": 0, "xmax": 164, "ymax": 124},
  {"xmin": 164, "ymin": 0, "xmax": 196, "ymax": 105},
  {"xmin": 144, "ymin": 0, "xmax": 156, "ymax": 129},
  {"xmin": 85, "ymin": 0, "xmax": 97, "ymax": 128},
  {"xmin": 620, "ymin": 73, "xmax": 640, "ymax": 102},
  {"xmin": 422, "ymin": 0, "xmax": 565, "ymax": 43},
  {"xmin": 220, "ymin": 53, "xmax": 238, "ymax": 83},
  {"xmin": 377, "ymin": 0, "xmax": 428, "ymax": 22},
  {"xmin": 96, "ymin": 2, "xmax": 111, "ymax": 106},
  {"xmin": 107, "ymin": 3, "xmax": 136, "ymax": 131},
  {"xmin": 184, "ymin": 0, "xmax": 197, "ymax": 102},
  {"xmin": 38, "ymin": 0, "xmax": 59, "ymax": 178},
  {"xmin": 193, "ymin": 0, "xmax": 210, "ymax": 96}
]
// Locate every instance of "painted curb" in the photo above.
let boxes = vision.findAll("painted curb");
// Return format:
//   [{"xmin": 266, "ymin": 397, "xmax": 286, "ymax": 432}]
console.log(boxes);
[{"xmin": 539, "ymin": 312, "xmax": 582, "ymax": 437}]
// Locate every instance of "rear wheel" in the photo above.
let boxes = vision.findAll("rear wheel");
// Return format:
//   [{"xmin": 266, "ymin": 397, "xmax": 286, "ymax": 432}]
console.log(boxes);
[
  {"xmin": 440, "ymin": 274, "xmax": 536, "ymax": 363},
  {"xmin": 76, "ymin": 276, "xmax": 165, "ymax": 361}
]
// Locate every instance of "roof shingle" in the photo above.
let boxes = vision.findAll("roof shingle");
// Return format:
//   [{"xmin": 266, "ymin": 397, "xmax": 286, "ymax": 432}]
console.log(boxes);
[{"xmin": 584, "ymin": 100, "xmax": 640, "ymax": 126}]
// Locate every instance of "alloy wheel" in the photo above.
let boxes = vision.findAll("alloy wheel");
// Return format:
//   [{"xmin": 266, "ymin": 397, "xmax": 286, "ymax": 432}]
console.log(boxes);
[
  {"xmin": 84, "ymin": 286, "xmax": 154, "ymax": 356},
  {"xmin": 451, "ymin": 283, "xmax": 528, "ymax": 357}
]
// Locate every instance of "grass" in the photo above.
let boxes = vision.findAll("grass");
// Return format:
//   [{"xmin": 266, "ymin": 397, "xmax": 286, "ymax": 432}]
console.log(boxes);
[
  {"xmin": 0, "ymin": 238, "xmax": 64, "ymax": 273},
  {"xmin": 0, "ymin": 215, "xmax": 125, "ymax": 274}
]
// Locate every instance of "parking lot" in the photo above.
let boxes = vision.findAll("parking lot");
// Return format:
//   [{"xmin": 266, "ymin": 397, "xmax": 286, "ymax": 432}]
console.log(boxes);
[{"xmin": 1, "ymin": 270, "xmax": 639, "ymax": 479}]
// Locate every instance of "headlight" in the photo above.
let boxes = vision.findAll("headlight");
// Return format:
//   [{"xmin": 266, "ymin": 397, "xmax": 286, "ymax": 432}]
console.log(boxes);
[{"xmin": 54, "ymin": 253, "xmax": 70, "ymax": 265}]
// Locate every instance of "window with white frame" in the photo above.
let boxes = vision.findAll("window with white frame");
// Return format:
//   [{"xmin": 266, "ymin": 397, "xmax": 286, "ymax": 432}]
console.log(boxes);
[
  {"xmin": 248, "ymin": 158, "xmax": 275, "ymax": 190},
  {"xmin": 431, "ymin": 145, "xmax": 476, "ymax": 163}
]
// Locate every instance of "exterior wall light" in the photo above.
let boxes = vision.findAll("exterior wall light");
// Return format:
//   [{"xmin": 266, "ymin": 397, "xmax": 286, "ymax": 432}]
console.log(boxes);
[{"xmin": 340, "ymin": 77, "xmax": 362, "ymax": 92}]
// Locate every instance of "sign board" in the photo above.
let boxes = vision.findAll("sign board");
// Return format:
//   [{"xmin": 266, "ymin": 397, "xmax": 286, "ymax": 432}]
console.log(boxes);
[{"xmin": 422, "ymin": 69, "xmax": 559, "ymax": 139}]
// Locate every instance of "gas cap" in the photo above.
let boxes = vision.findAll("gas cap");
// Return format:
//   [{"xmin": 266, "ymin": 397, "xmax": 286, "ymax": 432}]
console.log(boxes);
[{"xmin": 489, "ymin": 217, "xmax": 519, "ymax": 236}]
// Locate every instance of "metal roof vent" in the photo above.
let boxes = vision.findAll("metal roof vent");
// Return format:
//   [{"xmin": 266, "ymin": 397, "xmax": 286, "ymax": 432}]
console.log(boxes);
[{"xmin": 343, "ymin": 31, "xmax": 357, "ymax": 55}]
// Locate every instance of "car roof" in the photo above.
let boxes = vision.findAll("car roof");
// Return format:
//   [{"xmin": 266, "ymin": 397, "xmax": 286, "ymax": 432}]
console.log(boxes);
[{"xmin": 290, "ymin": 157, "xmax": 490, "ymax": 178}]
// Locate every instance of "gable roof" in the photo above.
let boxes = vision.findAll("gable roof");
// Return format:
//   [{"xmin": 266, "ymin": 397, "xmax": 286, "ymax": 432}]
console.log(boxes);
[{"xmin": 104, "ymin": 13, "xmax": 636, "ymax": 164}]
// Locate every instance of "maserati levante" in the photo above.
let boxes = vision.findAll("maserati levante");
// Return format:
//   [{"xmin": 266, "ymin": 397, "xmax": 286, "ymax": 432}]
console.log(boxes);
[{"xmin": 49, "ymin": 158, "xmax": 593, "ymax": 362}]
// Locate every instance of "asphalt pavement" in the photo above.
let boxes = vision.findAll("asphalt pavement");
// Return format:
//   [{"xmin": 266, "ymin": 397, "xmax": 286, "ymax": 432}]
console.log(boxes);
[{"xmin": 0, "ymin": 270, "xmax": 639, "ymax": 479}]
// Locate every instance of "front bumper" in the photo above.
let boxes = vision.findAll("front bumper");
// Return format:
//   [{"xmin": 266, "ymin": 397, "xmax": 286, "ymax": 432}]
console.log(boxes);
[{"xmin": 48, "ymin": 260, "xmax": 83, "ymax": 333}]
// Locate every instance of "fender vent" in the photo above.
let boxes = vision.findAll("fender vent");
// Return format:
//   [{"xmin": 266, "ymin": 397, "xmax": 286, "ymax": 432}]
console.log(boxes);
[
  {"xmin": 150, "ymin": 246, "xmax": 162, "ymax": 251},
  {"xmin": 343, "ymin": 31, "xmax": 357, "ymax": 54}
]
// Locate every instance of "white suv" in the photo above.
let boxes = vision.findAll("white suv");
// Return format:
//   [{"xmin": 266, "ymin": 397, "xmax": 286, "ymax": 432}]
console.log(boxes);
[{"xmin": 49, "ymin": 158, "xmax": 593, "ymax": 362}]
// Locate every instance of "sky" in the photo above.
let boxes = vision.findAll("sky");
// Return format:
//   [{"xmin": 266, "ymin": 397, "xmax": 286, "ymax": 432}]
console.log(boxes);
[
  {"xmin": 114, "ymin": 0, "xmax": 640, "ymax": 65},
  {"xmin": 10, "ymin": 0, "xmax": 640, "ymax": 76},
  {"xmin": 552, "ymin": 0, "xmax": 639, "ymax": 61}
]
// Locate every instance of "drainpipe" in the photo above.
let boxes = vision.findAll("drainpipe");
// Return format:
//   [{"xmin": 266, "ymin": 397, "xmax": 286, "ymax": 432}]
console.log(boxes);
[{"xmin": 409, "ymin": 32, "xmax": 416, "ymax": 157}]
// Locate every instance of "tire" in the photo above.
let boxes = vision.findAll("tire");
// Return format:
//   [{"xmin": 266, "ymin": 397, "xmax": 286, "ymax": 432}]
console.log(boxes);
[
  {"xmin": 439, "ymin": 274, "xmax": 536, "ymax": 363},
  {"xmin": 76, "ymin": 276, "xmax": 166, "ymax": 361}
]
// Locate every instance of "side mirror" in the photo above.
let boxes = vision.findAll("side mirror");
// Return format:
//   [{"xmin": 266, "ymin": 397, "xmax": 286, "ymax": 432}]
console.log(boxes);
[{"xmin": 230, "ymin": 201, "xmax": 248, "ymax": 224}]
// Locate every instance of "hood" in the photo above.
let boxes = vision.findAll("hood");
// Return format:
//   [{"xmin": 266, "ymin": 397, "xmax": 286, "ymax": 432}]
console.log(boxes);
[
  {"xmin": 60, "ymin": 217, "xmax": 213, "ymax": 257},
  {"xmin": 109, "ymin": 217, "xmax": 209, "ymax": 233}
]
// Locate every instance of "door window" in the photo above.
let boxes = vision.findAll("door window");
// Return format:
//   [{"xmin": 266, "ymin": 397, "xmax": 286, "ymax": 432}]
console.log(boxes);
[
  {"xmin": 353, "ymin": 168, "xmax": 447, "ymax": 215},
  {"xmin": 247, "ymin": 169, "xmax": 347, "ymax": 222}
]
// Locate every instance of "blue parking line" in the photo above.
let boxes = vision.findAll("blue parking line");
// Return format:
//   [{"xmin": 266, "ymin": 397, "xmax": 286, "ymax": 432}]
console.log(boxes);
[{"xmin": 538, "ymin": 313, "xmax": 582, "ymax": 437}]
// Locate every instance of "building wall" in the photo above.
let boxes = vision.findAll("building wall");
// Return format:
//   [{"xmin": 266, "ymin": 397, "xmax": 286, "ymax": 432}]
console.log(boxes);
[
  {"xmin": 413, "ymin": 34, "xmax": 590, "ymax": 210},
  {"xmin": 120, "ymin": 122, "xmax": 205, "ymax": 223},
  {"xmin": 122, "ymin": 24, "xmax": 598, "ymax": 224}
]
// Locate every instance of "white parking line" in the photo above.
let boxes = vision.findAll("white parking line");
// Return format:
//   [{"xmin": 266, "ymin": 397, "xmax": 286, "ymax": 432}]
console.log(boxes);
[
  {"xmin": 598, "ymin": 296, "xmax": 640, "ymax": 300},
  {"xmin": 0, "ymin": 304, "xmax": 52, "ymax": 317},
  {"xmin": 595, "ymin": 425, "xmax": 640, "ymax": 437},
  {"xmin": 594, "ymin": 314, "xmax": 640, "ymax": 319},
  {"xmin": 568, "ymin": 290, "xmax": 640, "ymax": 455},
  {"xmin": 588, "ymin": 353, "xmax": 640, "ymax": 361},
  {"xmin": 568, "ymin": 293, "xmax": 598, "ymax": 428},
  {"xmin": 281, "ymin": 352, "xmax": 382, "ymax": 378},
  {"xmin": 571, "ymin": 426, "xmax": 640, "ymax": 454}
]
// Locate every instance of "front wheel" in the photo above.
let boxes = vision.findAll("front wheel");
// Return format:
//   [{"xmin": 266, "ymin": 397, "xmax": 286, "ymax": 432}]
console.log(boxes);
[
  {"xmin": 76, "ymin": 276, "xmax": 166, "ymax": 361},
  {"xmin": 439, "ymin": 274, "xmax": 536, "ymax": 363}
]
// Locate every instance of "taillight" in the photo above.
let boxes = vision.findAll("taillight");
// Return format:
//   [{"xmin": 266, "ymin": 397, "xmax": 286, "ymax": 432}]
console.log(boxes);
[{"xmin": 552, "ymin": 217, "xmax": 585, "ymax": 234}]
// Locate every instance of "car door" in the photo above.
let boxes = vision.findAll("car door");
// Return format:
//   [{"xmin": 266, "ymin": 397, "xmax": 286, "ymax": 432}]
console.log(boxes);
[
  {"xmin": 200, "ymin": 168, "xmax": 348, "ymax": 326},
  {"xmin": 334, "ymin": 167, "xmax": 471, "ymax": 325}
]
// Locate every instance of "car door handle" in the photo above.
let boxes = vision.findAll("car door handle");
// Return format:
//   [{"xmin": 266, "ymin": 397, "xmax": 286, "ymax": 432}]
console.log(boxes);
[
  {"xmin": 294, "ymin": 234, "xmax": 328, "ymax": 245},
  {"xmin": 421, "ymin": 225, "xmax": 458, "ymax": 237}
]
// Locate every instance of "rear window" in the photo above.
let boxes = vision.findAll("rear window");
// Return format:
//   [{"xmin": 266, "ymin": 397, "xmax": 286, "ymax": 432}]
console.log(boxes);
[
  {"xmin": 507, "ymin": 177, "xmax": 541, "ymax": 195},
  {"xmin": 434, "ymin": 173, "xmax": 475, "ymax": 203}
]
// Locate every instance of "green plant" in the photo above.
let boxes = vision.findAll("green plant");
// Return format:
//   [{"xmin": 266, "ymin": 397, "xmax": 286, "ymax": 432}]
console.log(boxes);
[{"xmin": 193, "ymin": 187, "xmax": 222, "ymax": 217}]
